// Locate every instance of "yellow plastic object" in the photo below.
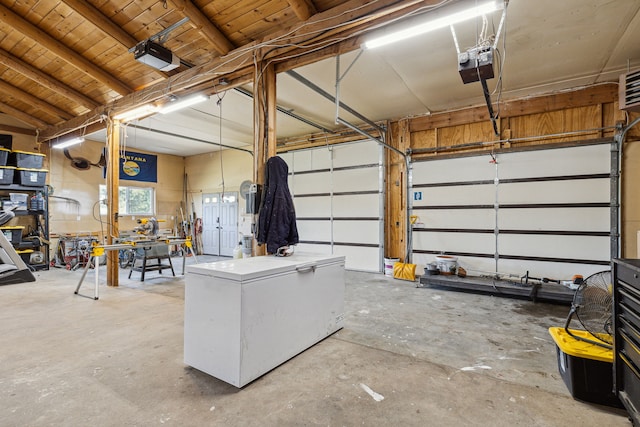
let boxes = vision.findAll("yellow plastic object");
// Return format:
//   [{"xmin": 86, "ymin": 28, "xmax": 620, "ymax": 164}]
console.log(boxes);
[
  {"xmin": 548, "ymin": 327, "xmax": 613, "ymax": 363},
  {"xmin": 393, "ymin": 261, "xmax": 416, "ymax": 281},
  {"xmin": 11, "ymin": 150, "xmax": 45, "ymax": 157}
]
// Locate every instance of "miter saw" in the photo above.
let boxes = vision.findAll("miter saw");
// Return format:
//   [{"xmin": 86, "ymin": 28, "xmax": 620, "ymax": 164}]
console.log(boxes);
[{"xmin": 133, "ymin": 217, "xmax": 160, "ymax": 238}]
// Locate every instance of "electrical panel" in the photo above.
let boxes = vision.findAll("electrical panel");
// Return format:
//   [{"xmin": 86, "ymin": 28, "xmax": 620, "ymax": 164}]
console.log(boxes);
[
  {"xmin": 458, "ymin": 47, "xmax": 494, "ymax": 84},
  {"xmin": 245, "ymin": 184, "xmax": 262, "ymax": 214}
]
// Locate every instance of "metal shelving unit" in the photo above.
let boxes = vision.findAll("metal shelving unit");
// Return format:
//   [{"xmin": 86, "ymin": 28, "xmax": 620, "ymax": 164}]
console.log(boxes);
[{"xmin": 0, "ymin": 184, "xmax": 49, "ymax": 270}]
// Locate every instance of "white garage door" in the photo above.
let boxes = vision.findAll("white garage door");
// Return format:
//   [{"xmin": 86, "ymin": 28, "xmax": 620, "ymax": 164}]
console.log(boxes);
[
  {"xmin": 411, "ymin": 142, "xmax": 612, "ymax": 280},
  {"xmin": 280, "ymin": 140, "xmax": 384, "ymax": 272}
]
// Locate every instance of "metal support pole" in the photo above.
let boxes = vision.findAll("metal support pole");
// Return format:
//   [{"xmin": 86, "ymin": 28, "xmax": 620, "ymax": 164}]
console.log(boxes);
[{"xmin": 613, "ymin": 116, "xmax": 640, "ymax": 259}]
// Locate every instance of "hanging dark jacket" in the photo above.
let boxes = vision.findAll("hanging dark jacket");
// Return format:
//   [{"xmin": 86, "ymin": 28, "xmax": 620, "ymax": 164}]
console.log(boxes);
[{"xmin": 257, "ymin": 156, "xmax": 299, "ymax": 254}]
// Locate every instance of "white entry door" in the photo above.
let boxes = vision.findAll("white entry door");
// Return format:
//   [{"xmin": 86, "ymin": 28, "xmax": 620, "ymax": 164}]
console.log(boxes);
[{"xmin": 202, "ymin": 193, "xmax": 238, "ymax": 256}]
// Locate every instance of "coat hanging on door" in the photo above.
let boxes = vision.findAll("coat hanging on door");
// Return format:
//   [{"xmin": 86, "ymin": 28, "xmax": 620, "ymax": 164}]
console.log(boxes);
[{"xmin": 257, "ymin": 156, "xmax": 299, "ymax": 254}]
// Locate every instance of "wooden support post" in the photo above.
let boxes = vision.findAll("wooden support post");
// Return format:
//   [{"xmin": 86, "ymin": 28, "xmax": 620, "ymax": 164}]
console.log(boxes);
[
  {"xmin": 385, "ymin": 119, "xmax": 409, "ymax": 261},
  {"xmin": 253, "ymin": 61, "xmax": 277, "ymax": 256},
  {"xmin": 106, "ymin": 120, "xmax": 120, "ymax": 287}
]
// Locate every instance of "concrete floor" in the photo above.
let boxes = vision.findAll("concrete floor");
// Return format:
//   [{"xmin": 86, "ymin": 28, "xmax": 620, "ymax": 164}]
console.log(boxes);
[{"xmin": 0, "ymin": 256, "xmax": 631, "ymax": 426}]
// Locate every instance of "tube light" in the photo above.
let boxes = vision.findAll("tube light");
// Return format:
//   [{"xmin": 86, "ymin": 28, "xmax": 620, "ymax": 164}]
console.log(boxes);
[
  {"xmin": 113, "ymin": 104, "xmax": 158, "ymax": 122},
  {"xmin": 159, "ymin": 94, "xmax": 208, "ymax": 114},
  {"xmin": 53, "ymin": 136, "xmax": 84, "ymax": 150},
  {"xmin": 363, "ymin": 1, "xmax": 503, "ymax": 49}
]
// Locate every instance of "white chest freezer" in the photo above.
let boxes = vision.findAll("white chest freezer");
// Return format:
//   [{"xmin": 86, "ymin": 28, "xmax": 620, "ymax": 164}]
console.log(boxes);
[{"xmin": 184, "ymin": 253, "xmax": 345, "ymax": 387}]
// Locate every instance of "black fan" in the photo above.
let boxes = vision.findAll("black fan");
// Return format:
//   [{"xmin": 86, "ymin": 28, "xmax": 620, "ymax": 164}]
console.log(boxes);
[{"xmin": 564, "ymin": 270, "xmax": 613, "ymax": 348}]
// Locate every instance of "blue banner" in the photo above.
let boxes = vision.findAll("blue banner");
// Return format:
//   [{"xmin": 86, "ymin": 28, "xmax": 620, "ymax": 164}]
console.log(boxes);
[{"xmin": 120, "ymin": 151, "xmax": 157, "ymax": 183}]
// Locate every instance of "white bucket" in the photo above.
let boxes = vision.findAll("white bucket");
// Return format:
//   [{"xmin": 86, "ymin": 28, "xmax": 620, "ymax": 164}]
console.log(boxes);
[
  {"xmin": 384, "ymin": 258, "xmax": 399, "ymax": 276},
  {"xmin": 241, "ymin": 235, "xmax": 253, "ymax": 257},
  {"xmin": 435, "ymin": 255, "xmax": 458, "ymax": 275}
]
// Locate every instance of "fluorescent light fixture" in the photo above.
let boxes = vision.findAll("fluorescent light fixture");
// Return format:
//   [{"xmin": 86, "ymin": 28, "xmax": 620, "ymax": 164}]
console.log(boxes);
[
  {"xmin": 363, "ymin": 1, "xmax": 502, "ymax": 49},
  {"xmin": 53, "ymin": 136, "xmax": 84, "ymax": 149},
  {"xmin": 113, "ymin": 104, "xmax": 158, "ymax": 122},
  {"xmin": 158, "ymin": 94, "xmax": 208, "ymax": 114}
]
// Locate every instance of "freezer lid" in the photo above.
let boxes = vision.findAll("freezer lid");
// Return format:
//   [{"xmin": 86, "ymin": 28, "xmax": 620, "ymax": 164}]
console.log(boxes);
[{"xmin": 186, "ymin": 253, "xmax": 344, "ymax": 281}]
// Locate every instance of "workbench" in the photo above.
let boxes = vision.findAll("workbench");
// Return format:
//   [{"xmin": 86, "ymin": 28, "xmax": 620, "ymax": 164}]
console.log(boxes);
[{"xmin": 419, "ymin": 273, "xmax": 575, "ymax": 304}]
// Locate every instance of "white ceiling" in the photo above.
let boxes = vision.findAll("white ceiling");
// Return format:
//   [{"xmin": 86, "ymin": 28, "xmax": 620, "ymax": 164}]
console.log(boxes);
[{"xmin": 86, "ymin": 0, "xmax": 640, "ymax": 157}]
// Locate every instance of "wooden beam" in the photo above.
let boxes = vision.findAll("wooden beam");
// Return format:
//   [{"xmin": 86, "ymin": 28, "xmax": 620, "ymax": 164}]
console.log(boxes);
[
  {"xmin": 253, "ymin": 61, "xmax": 277, "ymax": 256},
  {"xmin": 0, "ymin": 48, "xmax": 99, "ymax": 111},
  {"xmin": 409, "ymin": 84, "xmax": 619, "ymax": 132},
  {"xmin": 106, "ymin": 120, "xmax": 120, "ymax": 287},
  {"xmin": 170, "ymin": 0, "xmax": 235, "ymax": 55},
  {"xmin": 286, "ymin": 0, "xmax": 317, "ymax": 21},
  {"xmin": 0, "ymin": 103, "xmax": 50, "ymax": 128},
  {"xmin": 61, "ymin": 0, "xmax": 138, "ymax": 49},
  {"xmin": 0, "ymin": 80, "xmax": 74, "ymax": 121},
  {"xmin": 0, "ymin": 123, "xmax": 37, "ymax": 136},
  {"xmin": 38, "ymin": 0, "xmax": 438, "ymax": 141},
  {"xmin": 0, "ymin": 3, "xmax": 131, "ymax": 96}
]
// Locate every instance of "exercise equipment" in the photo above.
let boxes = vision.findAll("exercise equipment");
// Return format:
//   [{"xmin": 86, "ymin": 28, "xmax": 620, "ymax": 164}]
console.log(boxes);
[{"xmin": 0, "ymin": 209, "xmax": 36, "ymax": 285}]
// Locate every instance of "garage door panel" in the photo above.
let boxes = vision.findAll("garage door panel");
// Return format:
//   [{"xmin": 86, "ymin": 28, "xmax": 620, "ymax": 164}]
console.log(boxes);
[
  {"xmin": 412, "ymin": 157, "xmax": 495, "ymax": 183},
  {"xmin": 297, "ymin": 220, "xmax": 331, "ymax": 242},
  {"xmin": 498, "ymin": 208, "xmax": 609, "ymax": 231},
  {"xmin": 497, "ymin": 259, "xmax": 606, "ymax": 281},
  {"xmin": 333, "ymin": 193, "xmax": 379, "ymax": 216},
  {"xmin": 498, "ymin": 179, "xmax": 609, "ymax": 204},
  {"xmin": 333, "ymin": 167, "xmax": 379, "ymax": 192},
  {"xmin": 333, "ymin": 246, "xmax": 380, "ymax": 271},
  {"xmin": 419, "ymin": 209, "xmax": 494, "ymax": 229},
  {"xmin": 296, "ymin": 243, "xmax": 332, "ymax": 255},
  {"xmin": 292, "ymin": 171, "xmax": 332, "ymax": 194},
  {"xmin": 497, "ymin": 144, "xmax": 611, "ymax": 179},
  {"xmin": 294, "ymin": 196, "xmax": 331, "ymax": 217},
  {"xmin": 498, "ymin": 234, "xmax": 609, "ymax": 261},
  {"xmin": 289, "ymin": 149, "xmax": 333, "ymax": 172},
  {"xmin": 332, "ymin": 140, "xmax": 380, "ymax": 167},
  {"xmin": 334, "ymin": 220, "xmax": 380, "ymax": 245},
  {"xmin": 413, "ymin": 231, "xmax": 495, "ymax": 254},
  {"xmin": 417, "ymin": 184, "xmax": 494, "ymax": 206},
  {"xmin": 288, "ymin": 140, "xmax": 383, "ymax": 273}
]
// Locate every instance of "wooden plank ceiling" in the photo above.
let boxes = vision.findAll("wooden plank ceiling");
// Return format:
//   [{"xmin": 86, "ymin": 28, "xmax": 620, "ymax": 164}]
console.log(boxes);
[{"xmin": 0, "ymin": 0, "xmax": 407, "ymax": 140}]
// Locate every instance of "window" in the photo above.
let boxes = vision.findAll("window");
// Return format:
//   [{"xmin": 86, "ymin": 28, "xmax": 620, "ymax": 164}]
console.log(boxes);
[{"xmin": 99, "ymin": 185, "xmax": 155, "ymax": 215}]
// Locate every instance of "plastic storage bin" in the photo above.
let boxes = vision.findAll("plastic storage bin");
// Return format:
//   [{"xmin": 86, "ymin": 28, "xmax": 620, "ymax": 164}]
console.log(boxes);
[
  {"xmin": 9, "ymin": 193, "xmax": 28, "ymax": 210},
  {"xmin": 0, "ymin": 225, "xmax": 24, "ymax": 244},
  {"xmin": 548, "ymin": 327, "xmax": 622, "ymax": 408},
  {"xmin": 10, "ymin": 150, "xmax": 45, "ymax": 168},
  {"xmin": 0, "ymin": 165, "xmax": 15, "ymax": 185},
  {"xmin": 0, "ymin": 147, "xmax": 9, "ymax": 166},
  {"xmin": 14, "ymin": 168, "xmax": 47, "ymax": 187}
]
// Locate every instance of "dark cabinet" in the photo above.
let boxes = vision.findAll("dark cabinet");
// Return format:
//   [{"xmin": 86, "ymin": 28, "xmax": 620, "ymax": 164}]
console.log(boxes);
[{"xmin": 613, "ymin": 259, "xmax": 640, "ymax": 426}]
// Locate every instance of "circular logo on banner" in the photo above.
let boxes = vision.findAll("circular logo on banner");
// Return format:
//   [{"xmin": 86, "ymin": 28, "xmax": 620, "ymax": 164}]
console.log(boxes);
[{"xmin": 122, "ymin": 160, "xmax": 140, "ymax": 176}]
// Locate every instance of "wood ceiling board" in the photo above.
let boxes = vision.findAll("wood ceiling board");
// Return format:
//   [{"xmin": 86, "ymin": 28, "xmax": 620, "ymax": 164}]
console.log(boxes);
[
  {"xmin": 279, "ymin": 49, "xmax": 432, "ymax": 125},
  {"xmin": 231, "ymin": 9, "xmax": 300, "ymax": 46},
  {"xmin": 87, "ymin": 90, "xmax": 256, "ymax": 156},
  {"xmin": 600, "ymin": 3, "xmax": 640, "ymax": 76},
  {"xmin": 499, "ymin": 0, "xmax": 635, "ymax": 91}
]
